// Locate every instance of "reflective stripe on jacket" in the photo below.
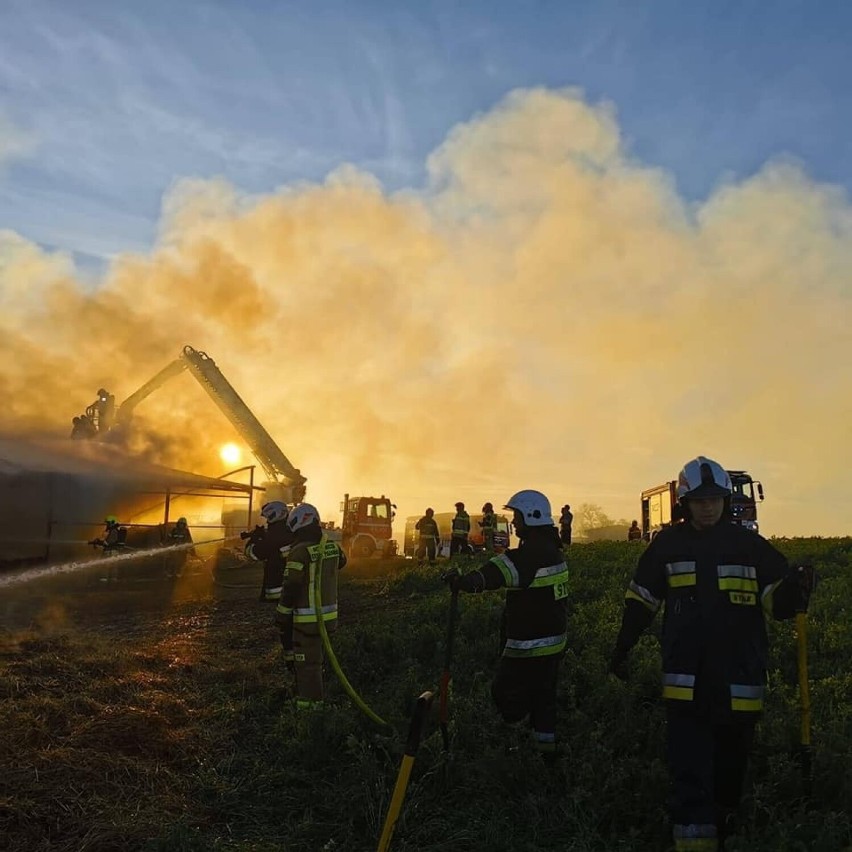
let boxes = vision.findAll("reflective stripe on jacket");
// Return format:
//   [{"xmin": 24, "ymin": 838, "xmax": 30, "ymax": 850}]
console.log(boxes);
[{"xmin": 276, "ymin": 534, "xmax": 343, "ymax": 633}]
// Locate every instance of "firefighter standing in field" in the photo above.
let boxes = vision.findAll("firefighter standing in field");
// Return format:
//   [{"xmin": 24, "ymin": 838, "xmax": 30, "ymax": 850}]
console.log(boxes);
[
  {"xmin": 444, "ymin": 490, "xmax": 568, "ymax": 756},
  {"xmin": 479, "ymin": 502, "xmax": 496, "ymax": 553},
  {"xmin": 559, "ymin": 504, "xmax": 573, "ymax": 547},
  {"xmin": 244, "ymin": 501, "xmax": 294, "ymax": 603},
  {"xmin": 274, "ymin": 503, "xmax": 347, "ymax": 709},
  {"xmin": 627, "ymin": 519, "xmax": 642, "ymax": 541},
  {"xmin": 609, "ymin": 456, "xmax": 815, "ymax": 850},
  {"xmin": 415, "ymin": 508, "xmax": 440, "ymax": 565},
  {"xmin": 450, "ymin": 501, "xmax": 471, "ymax": 556}
]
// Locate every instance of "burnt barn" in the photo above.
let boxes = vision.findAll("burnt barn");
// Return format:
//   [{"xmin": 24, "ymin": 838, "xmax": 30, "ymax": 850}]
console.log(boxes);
[{"xmin": 0, "ymin": 435, "xmax": 256, "ymax": 570}]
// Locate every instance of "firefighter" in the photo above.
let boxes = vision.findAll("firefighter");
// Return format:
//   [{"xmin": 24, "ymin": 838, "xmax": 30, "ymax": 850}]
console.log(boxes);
[
  {"xmin": 627, "ymin": 519, "xmax": 642, "ymax": 541},
  {"xmin": 274, "ymin": 503, "xmax": 347, "ymax": 709},
  {"xmin": 88, "ymin": 515, "xmax": 128, "ymax": 582},
  {"xmin": 609, "ymin": 456, "xmax": 815, "ymax": 850},
  {"xmin": 479, "ymin": 502, "xmax": 496, "ymax": 553},
  {"xmin": 414, "ymin": 508, "xmax": 440, "ymax": 565},
  {"xmin": 163, "ymin": 516, "xmax": 195, "ymax": 578},
  {"xmin": 244, "ymin": 501, "xmax": 294, "ymax": 603},
  {"xmin": 450, "ymin": 501, "xmax": 471, "ymax": 557},
  {"xmin": 444, "ymin": 490, "xmax": 568, "ymax": 757},
  {"xmin": 558, "ymin": 504, "xmax": 573, "ymax": 547}
]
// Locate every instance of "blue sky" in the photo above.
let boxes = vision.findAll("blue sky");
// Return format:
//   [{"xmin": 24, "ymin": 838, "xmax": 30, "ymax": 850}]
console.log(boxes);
[{"xmin": 1, "ymin": 0, "xmax": 850, "ymax": 277}]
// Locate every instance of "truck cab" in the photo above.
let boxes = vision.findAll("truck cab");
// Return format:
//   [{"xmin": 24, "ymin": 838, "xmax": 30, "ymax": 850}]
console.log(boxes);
[{"xmin": 340, "ymin": 494, "xmax": 397, "ymax": 558}]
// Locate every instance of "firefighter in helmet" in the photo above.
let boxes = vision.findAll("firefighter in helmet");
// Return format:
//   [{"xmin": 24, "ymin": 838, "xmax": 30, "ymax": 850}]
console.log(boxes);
[
  {"xmin": 450, "ymin": 501, "xmax": 471, "ymax": 556},
  {"xmin": 609, "ymin": 456, "xmax": 815, "ymax": 850},
  {"xmin": 163, "ymin": 516, "xmax": 196, "ymax": 578},
  {"xmin": 479, "ymin": 502, "xmax": 496, "ymax": 553},
  {"xmin": 274, "ymin": 503, "xmax": 347, "ymax": 709},
  {"xmin": 244, "ymin": 501, "xmax": 294, "ymax": 602},
  {"xmin": 444, "ymin": 489, "xmax": 569, "ymax": 757},
  {"xmin": 415, "ymin": 508, "xmax": 440, "ymax": 565}
]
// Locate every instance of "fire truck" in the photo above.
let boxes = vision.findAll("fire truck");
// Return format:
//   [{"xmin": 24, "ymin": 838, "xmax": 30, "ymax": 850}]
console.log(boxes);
[{"xmin": 640, "ymin": 469, "xmax": 764, "ymax": 540}]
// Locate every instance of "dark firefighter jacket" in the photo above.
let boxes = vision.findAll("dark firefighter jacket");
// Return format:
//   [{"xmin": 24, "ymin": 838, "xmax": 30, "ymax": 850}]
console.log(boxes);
[
  {"xmin": 613, "ymin": 520, "xmax": 806, "ymax": 721},
  {"xmin": 458, "ymin": 526, "xmax": 568, "ymax": 658},
  {"xmin": 415, "ymin": 516, "xmax": 440, "ymax": 541},
  {"xmin": 275, "ymin": 526, "xmax": 347, "ymax": 635},
  {"xmin": 479, "ymin": 511, "xmax": 496, "ymax": 532},
  {"xmin": 103, "ymin": 525, "xmax": 127, "ymax": 550},
  {"xmin": 245, "ymin": 519, "xmax": 294, "ymax": 602},
  {"xmin": 452, "ymin": 511, "xmax": 471, "ymax": 537}
]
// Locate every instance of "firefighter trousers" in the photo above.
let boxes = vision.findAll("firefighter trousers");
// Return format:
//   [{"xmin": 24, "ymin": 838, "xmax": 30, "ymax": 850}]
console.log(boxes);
[
  {"xmin": 666, "ymin": 711, "xmax": 755, "ymax": 849},
  {"xmin": 491, "ymin": 653, "xmax": 562, "ymax": 752},
  {"xmin": 292, "ymin": 624, "xmax": 336, "ymax": 703}
]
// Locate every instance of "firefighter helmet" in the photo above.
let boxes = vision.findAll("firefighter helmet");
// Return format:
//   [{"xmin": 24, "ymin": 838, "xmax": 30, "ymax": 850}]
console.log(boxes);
[
  {"xmin": 176, "ymin": 516, "xmax": 187, "ymax": 526},
  {"xmin": 504, "ymin": 490, "xmax": 553, "ymax": 526},
  {"xmin": 260, "ymin": 501, "xmax": 288, "ymax": 524},
  {"xmin": 104, "ymin": 515, "xmax": 118, "ymax": 526},
  {"xmin": 455, "ymin": 502, "xmax": 465, "ymax": 510},
  {"xmin": 677, "ymin": 456, "xmax": 732, "ymax": 500},
  {"xmin": 287, "ymin": 503, "xmax": 320, "ymax": 532},
  {"xmin": 482, "ymin": 502, "xmax": 493, "ymax": 512}
]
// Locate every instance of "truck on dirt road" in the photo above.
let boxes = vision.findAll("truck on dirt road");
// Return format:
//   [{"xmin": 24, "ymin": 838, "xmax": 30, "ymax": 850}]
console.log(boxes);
[{"xmin": 640, "ymin": 469, "xmax": 764, "ymax": 540}]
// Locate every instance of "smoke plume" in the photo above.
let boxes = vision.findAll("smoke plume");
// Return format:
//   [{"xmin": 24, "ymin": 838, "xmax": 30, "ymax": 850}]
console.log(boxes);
[{"xmin": 2, "ymin": 88, "xmax": 850, "ymax": 535}]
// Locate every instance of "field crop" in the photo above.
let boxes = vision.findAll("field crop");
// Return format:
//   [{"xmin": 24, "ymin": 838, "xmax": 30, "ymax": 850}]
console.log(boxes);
[{"xmin": 1, "ymin": 539, "xmax": 850, "ymax": 851}]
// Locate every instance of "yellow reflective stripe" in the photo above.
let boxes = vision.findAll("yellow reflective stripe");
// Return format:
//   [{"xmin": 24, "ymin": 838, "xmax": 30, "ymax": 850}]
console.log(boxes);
[
  {"xmin": 663, "ymin": 686, "xmax": 695, "ymax": 701},
  {"xmin": 276, "ymin": 604, "xmax": 293, "ymax": 616},
  {"xmin": 502, "ymin": 634, "xmax": 566, "ymax": 658},
  {"xmin": 490, "ymin": 553, "xmax": 520, "ymax": 587},
  {"xmin": 626, "ymin": 580, "xmax": 661, "ymax": 611},
  {"xmin": 668, "ymin": 573, "xmax": 696, "ymax": 588},
  {"xmin": 732, "ymin": 698, "xmax": 762, "ymax": 712},
  {"xmin": 718, "ymin": 577, "xmax": 759, "ymax": 593},
  {"xmin": 293, "ymin": 608, "xmax": 338, "ymax": 624},
  {"xmin": 286, "ymin": 561, "xmax": 305, "ymax": 573}
]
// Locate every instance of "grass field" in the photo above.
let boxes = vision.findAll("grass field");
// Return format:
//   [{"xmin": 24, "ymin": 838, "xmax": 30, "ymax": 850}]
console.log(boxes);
[{"xmin": 1, "ymin": 539, "xmax": 850, "ymax": 851}]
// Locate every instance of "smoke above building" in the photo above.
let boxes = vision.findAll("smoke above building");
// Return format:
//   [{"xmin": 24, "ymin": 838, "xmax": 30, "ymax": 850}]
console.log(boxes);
[{"xmin": 1, "ymin": 88, "xmax": 850, "ymax": 535}]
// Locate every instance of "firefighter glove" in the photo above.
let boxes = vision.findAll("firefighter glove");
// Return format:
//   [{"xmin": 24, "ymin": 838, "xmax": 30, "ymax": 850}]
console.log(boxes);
[{"xmin": 794, "ymin": 564, "xmax": 818, "ymax": 611}]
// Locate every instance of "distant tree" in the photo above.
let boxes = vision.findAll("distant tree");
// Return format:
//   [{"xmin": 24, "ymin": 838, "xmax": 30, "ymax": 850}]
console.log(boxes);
[{"xmin": 576, "ymin": 503, "xmax": 615, "ymax": 534}]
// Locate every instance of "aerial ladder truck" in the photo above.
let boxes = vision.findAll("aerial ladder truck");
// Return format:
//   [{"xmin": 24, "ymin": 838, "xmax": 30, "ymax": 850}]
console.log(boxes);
[{"xmin": 110, "ymin": 345, "xmax": 306, "ymax": 505}]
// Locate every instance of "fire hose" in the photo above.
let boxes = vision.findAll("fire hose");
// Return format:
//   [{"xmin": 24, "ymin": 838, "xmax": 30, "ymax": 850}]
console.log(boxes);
[{"xmin": 314, "ymin": 541, "xmax": 391, "ymax": 730}]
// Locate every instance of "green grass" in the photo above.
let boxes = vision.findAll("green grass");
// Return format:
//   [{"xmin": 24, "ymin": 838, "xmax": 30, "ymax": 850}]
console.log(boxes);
[{"xmin": 1, "ymin": 539, "xmax": 851, "ymax": 851}]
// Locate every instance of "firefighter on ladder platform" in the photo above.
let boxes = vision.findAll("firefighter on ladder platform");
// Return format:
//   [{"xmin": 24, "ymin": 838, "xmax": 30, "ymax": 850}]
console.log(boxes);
[
  {"xmin": 443, "ymin": 490, "xmax": 568, "ymax": 758},
  {"xmin": 274, "ymin": 503, "xmax": 347, "ymax": 710},
  {"xmin": 609, "ymin": 456, "xmax": 815, "ymax": 850}
]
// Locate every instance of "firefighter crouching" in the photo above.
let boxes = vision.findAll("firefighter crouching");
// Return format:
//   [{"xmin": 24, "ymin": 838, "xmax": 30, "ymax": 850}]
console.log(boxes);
[
  {"xmin": 243, "ymin": 501, "xmax": 294, "ymax": 602},
  {"xmin": 274, "ymin": 503, "xmax": 347, "ymax": 709},
  {"xmin": 444, "ymin": 489, "xmax": 568, "ymax": 756},
  {"xmin": 609, "ymin": 456, "xmax": 815, "ymax": 851}
]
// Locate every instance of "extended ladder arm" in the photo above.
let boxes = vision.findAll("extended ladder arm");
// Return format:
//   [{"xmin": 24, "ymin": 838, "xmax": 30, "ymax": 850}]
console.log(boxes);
[{"xmin": 111, "ymin": 345, "xmax": 306, "ymax": 502}]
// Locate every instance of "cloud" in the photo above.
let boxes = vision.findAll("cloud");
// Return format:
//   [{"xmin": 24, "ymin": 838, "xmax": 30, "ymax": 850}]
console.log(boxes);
[
  {"xmin": 1, "ymin": 88, "xmax": 850, "ymax": 535},
  {"xmin": 0, "ymin": 115, "xmax": 36, "ymax": 167}
]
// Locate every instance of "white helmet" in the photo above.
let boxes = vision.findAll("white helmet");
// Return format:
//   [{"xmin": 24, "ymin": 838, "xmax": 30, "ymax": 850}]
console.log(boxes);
[
  {"xmin": 286, "ymin": 502, "xmax": 320, "ymax": 533},
  {"xmin": 260, "ymin": 501, "xmax": 289, "ymax": 524},
  {"xmin": 677, "ymin": 456, "xmax": 732, "ymax": 500},
  {"xmin": 504, "ymin": 490, "xmax": 553, "ymax": 526}
]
